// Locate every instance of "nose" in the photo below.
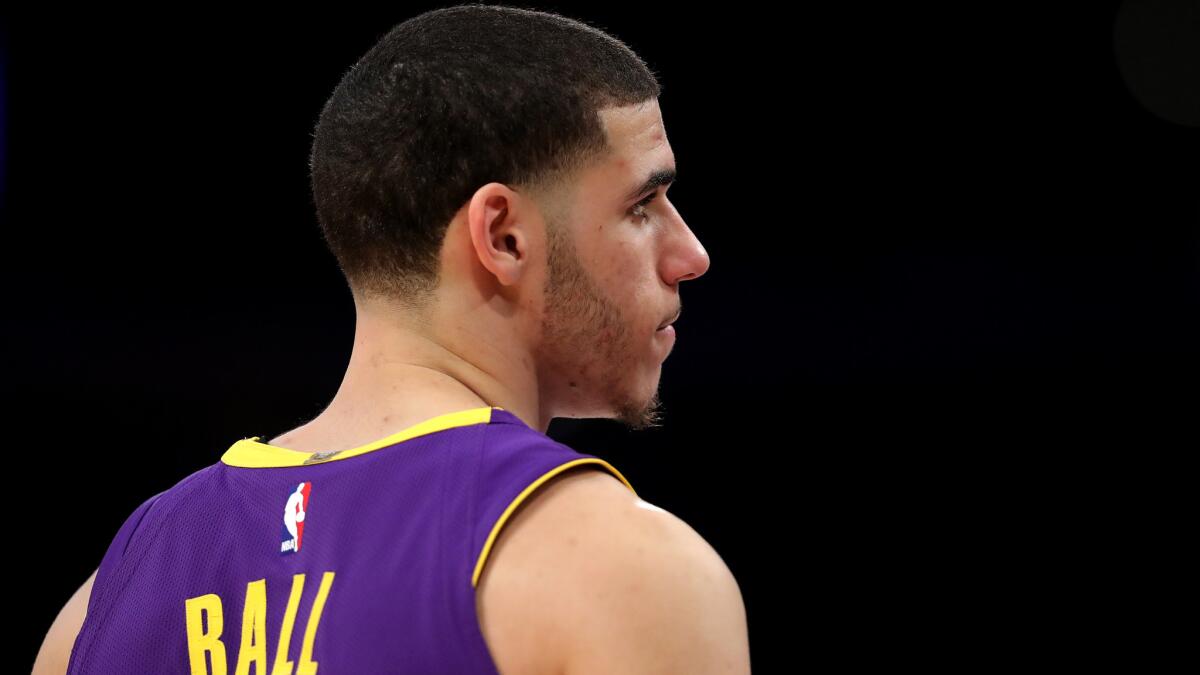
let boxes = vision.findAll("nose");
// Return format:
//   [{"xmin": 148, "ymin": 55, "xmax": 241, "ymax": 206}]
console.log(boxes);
[{"xmin": 663, "ymin": 205, "xmax": 710, "ymax": 285}]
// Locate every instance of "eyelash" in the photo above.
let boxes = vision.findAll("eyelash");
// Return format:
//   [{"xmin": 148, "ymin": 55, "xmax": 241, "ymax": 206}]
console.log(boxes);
[{"xmin": 630, "ymin": 192, "xmax": 657, "ymax": 223}]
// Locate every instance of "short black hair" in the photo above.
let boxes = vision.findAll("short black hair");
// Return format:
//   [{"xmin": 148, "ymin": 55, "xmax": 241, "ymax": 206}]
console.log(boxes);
[{"xmin": 308, "ymin": 4, "xmax": 662, "ymax": 310}]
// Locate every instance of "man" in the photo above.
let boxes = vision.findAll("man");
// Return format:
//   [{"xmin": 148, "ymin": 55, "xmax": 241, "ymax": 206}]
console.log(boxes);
[{"xmin": 35, "ymin": 5, "xmax": 748, "ymax": 673}]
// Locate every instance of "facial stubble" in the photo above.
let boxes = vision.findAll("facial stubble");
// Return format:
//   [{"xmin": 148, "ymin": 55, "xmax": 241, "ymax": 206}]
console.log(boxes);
[{"xmin": 539, "ymin": 217, "xmax": 665, "ymax": 431}]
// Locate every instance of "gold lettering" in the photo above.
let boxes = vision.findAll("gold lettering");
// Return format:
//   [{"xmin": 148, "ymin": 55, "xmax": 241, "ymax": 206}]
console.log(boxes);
[
  {"xmin": 296, "ymin": 572, "xmax": 335, "ymax": 675},
  {"xmin": 184, "ymin": 571, "xmax": 334, "ymax": 675},
  {"xmin": 234, "ymin": 579, "xmax": 268, "ymax": 675},
  {"xmin": 270, "ymin": 574, "xmax": 307, "ymax": 675},
  {"xmin": 184, "ymin": 593, "xmax": 227, "ymax": 675}
]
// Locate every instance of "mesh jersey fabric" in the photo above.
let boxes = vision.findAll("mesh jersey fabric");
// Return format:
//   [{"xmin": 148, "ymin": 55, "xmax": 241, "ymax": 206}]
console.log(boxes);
[{"xmin": 65, "ymin": 406, "xmax": 637, "ymax": 674}]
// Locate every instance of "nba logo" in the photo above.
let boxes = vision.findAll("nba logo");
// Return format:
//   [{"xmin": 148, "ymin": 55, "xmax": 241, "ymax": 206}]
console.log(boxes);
[{"xmin": 280, "ymin": 482, "xmax": 311, "ymax": 554}]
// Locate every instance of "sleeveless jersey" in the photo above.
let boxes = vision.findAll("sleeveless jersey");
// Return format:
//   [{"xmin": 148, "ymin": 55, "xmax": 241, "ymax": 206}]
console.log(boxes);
[{"xmin": 66, "ymin": 406, "xmax": 637, "ymax": 674}]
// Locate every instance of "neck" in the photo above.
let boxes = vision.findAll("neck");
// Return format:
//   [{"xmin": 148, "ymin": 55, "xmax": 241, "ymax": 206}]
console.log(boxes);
[{"xmin": 271, "ymin": 309, "xmax": 546, "ymax": 452}]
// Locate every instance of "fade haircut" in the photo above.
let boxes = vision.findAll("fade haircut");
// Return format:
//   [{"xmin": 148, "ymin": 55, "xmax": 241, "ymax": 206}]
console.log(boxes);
[{"xmin": 308, "ymin": 4, "xmax": 662, "ymax": 313}]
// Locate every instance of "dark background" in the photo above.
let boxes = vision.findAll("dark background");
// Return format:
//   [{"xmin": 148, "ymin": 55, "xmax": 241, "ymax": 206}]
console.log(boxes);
[{"xmin": 7, "ymin": 2, "xmax": 1196, "ymax": 670}]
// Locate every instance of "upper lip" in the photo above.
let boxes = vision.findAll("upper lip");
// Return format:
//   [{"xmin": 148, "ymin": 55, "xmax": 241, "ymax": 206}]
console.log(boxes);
[{"xmin": 657, "ymin": 309, "xmax": 681, "ymax": 330}]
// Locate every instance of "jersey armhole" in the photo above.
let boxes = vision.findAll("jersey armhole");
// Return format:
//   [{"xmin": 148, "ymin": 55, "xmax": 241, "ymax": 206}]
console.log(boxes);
[
  {"xmin": 67, "ymin": 490, "xmax": 164, "ymax": 674},
  {"xmin": 471, "ymin": 457, "xmax": 636, "ymax": 589}
]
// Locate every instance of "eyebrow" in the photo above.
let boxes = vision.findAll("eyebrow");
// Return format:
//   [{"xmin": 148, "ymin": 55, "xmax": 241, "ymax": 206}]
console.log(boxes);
[{"xmin": 624, "ymin": 167, "xmax": 677, "ymax": 202}]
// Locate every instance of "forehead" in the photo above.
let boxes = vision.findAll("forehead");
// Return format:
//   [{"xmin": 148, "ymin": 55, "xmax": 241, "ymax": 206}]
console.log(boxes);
[
  {"xmin": 590, "ymin": 100, "xmax": 675, "ymax": 198},
  {"xmin": 600, "ymin": 100, "xmax": 667, "ymax": 154}
]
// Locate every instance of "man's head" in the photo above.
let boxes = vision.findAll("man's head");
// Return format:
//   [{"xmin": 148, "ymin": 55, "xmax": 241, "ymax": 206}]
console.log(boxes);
[{"xmin": 309, "ymin": 5, "xmax": 708, "ymax": 430}]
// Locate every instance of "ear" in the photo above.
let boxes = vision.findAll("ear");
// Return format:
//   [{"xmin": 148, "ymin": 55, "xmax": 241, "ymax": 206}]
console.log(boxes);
[{"xmin": 463, "ymin": 182, "xmax": 539, "ymax": 288}]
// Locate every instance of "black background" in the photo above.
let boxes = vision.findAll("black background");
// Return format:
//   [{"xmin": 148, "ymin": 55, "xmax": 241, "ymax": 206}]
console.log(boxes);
[{"xmin": 7, "ymin": 2, "xmax": 1196, "ymax": 671}]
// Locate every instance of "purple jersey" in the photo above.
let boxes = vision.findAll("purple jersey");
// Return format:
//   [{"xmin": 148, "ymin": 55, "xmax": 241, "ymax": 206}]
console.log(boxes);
[{"xmin": 67, "ymin": 406, "xmax": 637, "ymax": 674}]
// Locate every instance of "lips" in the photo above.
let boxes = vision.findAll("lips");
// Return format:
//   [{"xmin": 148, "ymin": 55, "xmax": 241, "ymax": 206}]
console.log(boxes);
[{"xmin": 655, "ymin": 323, "xmax": 676, "ymax": 352}]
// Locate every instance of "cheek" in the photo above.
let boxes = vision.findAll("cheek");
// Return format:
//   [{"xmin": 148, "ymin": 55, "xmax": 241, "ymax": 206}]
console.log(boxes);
[
  {"xmin": 579, "ymin": 231, "xmax": 659, "ymax": 321},
  {"xmin": 603, "ymin": 239, "xmax": 651, "ymax": 285}
]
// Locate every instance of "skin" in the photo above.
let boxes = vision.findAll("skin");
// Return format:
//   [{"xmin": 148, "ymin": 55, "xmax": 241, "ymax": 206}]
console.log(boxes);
[
  {"xmin": 267, "ymin": 96, "xmax": 709, "ymax": 449},
  {"xmin": 33, "ymin": 97, "xmax": 712, "ymax": 674}
]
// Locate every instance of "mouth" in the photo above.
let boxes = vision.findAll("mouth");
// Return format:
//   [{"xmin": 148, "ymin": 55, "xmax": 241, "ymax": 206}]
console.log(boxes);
[{"xmin": 657, "ymin": 309, "xmax": 681, "ymax": 331}]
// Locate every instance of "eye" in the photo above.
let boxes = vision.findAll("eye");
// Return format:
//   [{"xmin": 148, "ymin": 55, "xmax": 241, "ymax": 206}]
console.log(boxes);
[{"xmin": 630, "ymin": 192, "xmax": 657, "ymax": 224}]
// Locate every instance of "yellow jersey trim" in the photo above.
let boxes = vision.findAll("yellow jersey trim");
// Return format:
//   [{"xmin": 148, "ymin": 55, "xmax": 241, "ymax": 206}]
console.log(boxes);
[
  {"xmin": 471, "ymin": 458, "xmax": 638, "ymax": 589},
  {"xmin": 221, "ymin": 406, "xmax": 503, "ymax": 468}
]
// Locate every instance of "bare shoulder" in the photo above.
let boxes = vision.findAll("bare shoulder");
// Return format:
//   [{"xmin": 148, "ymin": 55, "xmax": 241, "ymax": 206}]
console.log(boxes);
[
  {"xmin": 33, "ymin": 568, "xmax": 97, "ymax": 675},
  {"xmin": 475, "ymin": 466, "xmax": 635, "ymax": 675},
  {"xmin": 555, "ymin": 482, "xmax": 751, "ymax": 675},
  {"xmin": 474, "ymin": 466, "xmax": 750, "ymax": 675}
]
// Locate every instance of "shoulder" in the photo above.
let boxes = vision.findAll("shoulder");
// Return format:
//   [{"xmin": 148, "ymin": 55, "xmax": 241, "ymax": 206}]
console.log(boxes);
[
  {"xmin": 475, "ymin": 465, "xmax": 749, "ymax": 675},
  {"xmin": 552, "ymin": 479, "xmax": 750, "ymax": 674},
  {"xmin": 33, "ymin": 569, "xmax": 97, "ymax": 675}
]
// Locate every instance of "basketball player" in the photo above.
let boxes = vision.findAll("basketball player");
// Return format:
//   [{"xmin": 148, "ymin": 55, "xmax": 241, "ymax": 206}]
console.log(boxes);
[{"xmin": 35, "ymin": 5, "xmax": 749, "ymax": 673}]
